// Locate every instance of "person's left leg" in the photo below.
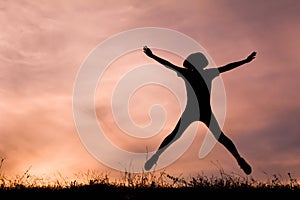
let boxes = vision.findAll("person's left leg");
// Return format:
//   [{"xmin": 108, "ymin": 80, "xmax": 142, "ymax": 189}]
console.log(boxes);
[{"xmin": 203, "ymin": 114, "xmax": 252, "ymax": 175}]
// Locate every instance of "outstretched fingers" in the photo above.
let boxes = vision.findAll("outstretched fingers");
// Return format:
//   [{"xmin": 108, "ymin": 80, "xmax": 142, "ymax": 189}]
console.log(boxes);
[
  {"xmin": 246, "ymin": 51, "xmax": 257, "ymax": 62},
  {"xmin": 143, "ymin": 46, "xmax": 153, "ymax": 57},
  {"xmin": 250, "ymin": 51, "xmax": 257, "ymax": 58},
  {"xmin": 143, "ymin": 46, "xmax": 149, "ymax": 52}
]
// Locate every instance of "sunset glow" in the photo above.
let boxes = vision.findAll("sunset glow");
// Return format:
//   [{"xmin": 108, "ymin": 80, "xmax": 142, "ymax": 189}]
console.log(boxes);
[{"xmin": 0, "ymin": 0, "xmax": 299, "ymax": 182}]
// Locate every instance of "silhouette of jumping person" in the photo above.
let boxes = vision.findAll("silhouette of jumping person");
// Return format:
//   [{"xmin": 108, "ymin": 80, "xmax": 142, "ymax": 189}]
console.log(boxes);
[{"xmin": 143, "ymin": 46, "xmax": 256, "ymax": 175}]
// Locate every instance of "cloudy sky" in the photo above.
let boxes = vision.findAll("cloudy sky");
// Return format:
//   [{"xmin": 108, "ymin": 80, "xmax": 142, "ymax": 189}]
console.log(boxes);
[{"xmin": 0, "ymin": 0, "xmax": 299, "ymax": 182}]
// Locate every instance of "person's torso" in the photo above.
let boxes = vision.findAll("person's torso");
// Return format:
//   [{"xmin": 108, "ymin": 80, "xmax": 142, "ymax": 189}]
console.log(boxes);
[{"xmin": 177, "ymin": 68, "xmax": 216, "ymax": 106}]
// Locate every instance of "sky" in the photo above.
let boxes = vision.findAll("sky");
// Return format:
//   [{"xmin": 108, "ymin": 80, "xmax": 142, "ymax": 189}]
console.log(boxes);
[{"xmin": 0, "ymin": 0, "xmax": 300, "ymax": 183}]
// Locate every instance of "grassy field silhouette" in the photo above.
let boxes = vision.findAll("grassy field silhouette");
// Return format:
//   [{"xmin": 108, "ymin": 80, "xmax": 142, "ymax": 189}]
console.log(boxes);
[{"xmin": 1, "ymin": 158, "xmax": 299, "ymax": 199}]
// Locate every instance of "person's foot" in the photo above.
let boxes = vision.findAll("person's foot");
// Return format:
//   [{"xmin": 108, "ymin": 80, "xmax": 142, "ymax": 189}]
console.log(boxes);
[
  {"xmin": 144, "ymin": 154, "xmax": 159, "ymax": 171},
  {"xmin": 237, "ymin": 157, "xmax": 252, "ymax": 175}
]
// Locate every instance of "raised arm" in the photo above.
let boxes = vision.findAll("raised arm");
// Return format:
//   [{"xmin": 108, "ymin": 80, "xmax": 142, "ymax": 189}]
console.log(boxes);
[
  {"xmin": 143, "ymin": 46, "xmax": 182, "ymax": 71},
  {"xmin": 218, "ymin": 51, "xmax": 257, "ymax": 73}
]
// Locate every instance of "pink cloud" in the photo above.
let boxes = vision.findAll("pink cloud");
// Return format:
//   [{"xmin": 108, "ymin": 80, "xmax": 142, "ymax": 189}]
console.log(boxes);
[{"xmin": 0, "ymin": 0, "xmax": 300, "ymax": 182}]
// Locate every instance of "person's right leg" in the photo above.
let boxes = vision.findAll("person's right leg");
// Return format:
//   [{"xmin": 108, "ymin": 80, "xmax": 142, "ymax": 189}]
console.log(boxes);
[{"xmin": 144, "ymin": 112, "xmax": 194, "ymax": 171}]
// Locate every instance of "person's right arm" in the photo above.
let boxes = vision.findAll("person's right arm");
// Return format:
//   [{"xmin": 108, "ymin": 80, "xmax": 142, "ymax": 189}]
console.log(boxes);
[{"xmin": 143, "ymin": 46, "xmax": 182, "ymax": 72}]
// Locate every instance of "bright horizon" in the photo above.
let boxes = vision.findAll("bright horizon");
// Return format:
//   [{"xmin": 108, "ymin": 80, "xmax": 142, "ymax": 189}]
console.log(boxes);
[{"xmin": 0, "ymin": 0, "xmax": 300, "ymax": 183}]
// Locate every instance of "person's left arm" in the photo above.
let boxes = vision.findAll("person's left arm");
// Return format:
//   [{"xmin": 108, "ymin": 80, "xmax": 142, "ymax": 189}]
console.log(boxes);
[{"xmin": 218, "ymin": 51, "xmax": 257, "ymax": 73}]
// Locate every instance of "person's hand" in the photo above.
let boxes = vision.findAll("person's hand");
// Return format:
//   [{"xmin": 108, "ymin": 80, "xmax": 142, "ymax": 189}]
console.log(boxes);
[
  {"xmin": 143, "ymin": 46, "xmax": 153, "ymax": 57},
  {"xmin": 245, "ymin": 51, "xmax": 257, "ymax": 62}
]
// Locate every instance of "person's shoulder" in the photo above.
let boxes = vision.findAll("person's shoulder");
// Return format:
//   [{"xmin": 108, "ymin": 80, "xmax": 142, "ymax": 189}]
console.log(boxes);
[
  {"xmin": 204, "ymin": 68, "xmax": 220, "ymax": 77},
  {"xmin": 175, "ymin": 67, "xmax": 188, "ymax": 77},
  {"xmin": 204, "ymin": 67, "xmax": 219, "ymax": 72},
  {"xmin": 176, "ymin": 67, "xmax": 188, "ymax": 72}
]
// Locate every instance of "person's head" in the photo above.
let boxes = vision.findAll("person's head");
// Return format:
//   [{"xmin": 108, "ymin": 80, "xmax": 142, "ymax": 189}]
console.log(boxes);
[{"xmin": 183, "ymin": 52, "xmax": 208, "ymax": 71}]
